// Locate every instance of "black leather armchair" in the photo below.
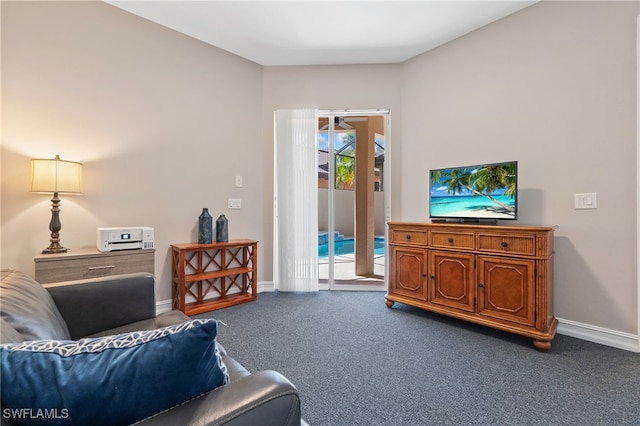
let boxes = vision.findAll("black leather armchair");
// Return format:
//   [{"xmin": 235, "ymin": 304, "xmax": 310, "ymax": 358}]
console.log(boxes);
[{"xmin": 1, "ymin": 270, "xmax": 304, "ymax": 426}]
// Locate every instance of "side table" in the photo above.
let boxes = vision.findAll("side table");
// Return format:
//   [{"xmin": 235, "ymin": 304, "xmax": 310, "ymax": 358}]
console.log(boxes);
[{"xmin": 171, "ymin": 240, "xmax": 258, "ymax": 315}]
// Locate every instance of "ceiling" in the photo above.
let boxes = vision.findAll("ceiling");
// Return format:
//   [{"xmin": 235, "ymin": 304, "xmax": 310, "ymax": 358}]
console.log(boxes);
[{"xmin": 105, "ymin": 1, "xmax": 538, "ymax": 66}]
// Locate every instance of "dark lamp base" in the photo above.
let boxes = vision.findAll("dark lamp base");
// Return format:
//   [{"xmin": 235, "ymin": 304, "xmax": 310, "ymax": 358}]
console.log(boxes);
[{"xmin": 42, "ymin": 246, "xmax": 69, "ymax": 254}]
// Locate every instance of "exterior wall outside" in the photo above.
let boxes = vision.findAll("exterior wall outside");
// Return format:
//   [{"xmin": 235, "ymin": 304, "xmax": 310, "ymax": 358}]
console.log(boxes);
[{"xmin": 318, "ymin": 189, "xmax": 385, "ymax": 238}]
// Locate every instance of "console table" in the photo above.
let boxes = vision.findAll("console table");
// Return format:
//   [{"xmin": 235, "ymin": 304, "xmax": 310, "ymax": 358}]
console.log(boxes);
[
  {"xmin": 386, "ymin": 222, "xmax": 557, "ymax": 351},
  {"xmin": 171, "ymin": 240, "xmax": 258, "ymax": 315},
  {"xmin": 34, "ymin": 248, "xmax": 155, "ymax": 284}
]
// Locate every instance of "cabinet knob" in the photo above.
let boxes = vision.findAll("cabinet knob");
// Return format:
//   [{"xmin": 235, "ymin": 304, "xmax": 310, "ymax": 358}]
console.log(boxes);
[
  {"xmin": 447, "ymin": 238, "xmax": 454, "ymax": 243},
  {"xmin": 501, "ymin": 241, "xmax": 508, "ymax": 248},
  {"xmin": 430, "ymin": 275, "xmax": 435, "ymax": 279},
  {"xmin": 478, "ymin": 283, "xmax": 485, "ymax": 288},
  {"xmin": 406, "ymin": 234, "xmax": 411, "ymax": 240},
  {"xmin": 422, "ymin": 274, "xmax": 428, "ymax": 278}
]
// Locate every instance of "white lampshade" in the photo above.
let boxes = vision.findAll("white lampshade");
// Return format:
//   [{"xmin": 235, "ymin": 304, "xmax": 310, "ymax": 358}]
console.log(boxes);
[{"xmin": 31, "ymin": 155, "xmax": 82, "ymax": 194}]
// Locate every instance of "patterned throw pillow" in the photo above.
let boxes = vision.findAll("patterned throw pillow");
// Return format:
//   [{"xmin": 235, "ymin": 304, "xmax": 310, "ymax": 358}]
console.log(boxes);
[{"xmin": 0, "ymin": 319, "xmax": 229, "ymax": 426}]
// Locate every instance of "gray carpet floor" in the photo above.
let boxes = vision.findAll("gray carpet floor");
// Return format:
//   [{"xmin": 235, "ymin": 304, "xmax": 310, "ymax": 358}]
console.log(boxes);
[{"xmin": 195, "ymin": 291, "xmax": 640, "ymax": 426}]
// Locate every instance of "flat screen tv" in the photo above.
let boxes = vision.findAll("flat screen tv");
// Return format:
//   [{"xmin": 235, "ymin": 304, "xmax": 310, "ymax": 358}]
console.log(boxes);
[{"xmin": 429, "ymin": 161, "xmax": 518, "ymax": 223}]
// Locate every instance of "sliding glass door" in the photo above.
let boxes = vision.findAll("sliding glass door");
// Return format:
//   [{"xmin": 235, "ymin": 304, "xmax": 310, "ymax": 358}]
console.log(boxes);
[{"xmin": 317, "ymin": 110, "xmax": 390, "ymax": 290}]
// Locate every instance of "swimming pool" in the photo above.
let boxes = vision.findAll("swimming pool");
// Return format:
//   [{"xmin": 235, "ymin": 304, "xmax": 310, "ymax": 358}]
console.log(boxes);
[{"xmin": 319, "ymin": 237, "xmax": 385, "ymax": 257}]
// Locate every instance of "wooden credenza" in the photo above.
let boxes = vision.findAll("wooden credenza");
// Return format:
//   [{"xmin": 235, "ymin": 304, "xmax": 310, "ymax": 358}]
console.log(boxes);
[
  {"xmin": 171, "ymin": 240, "xmax": 257, "ymax": 315},
  {"xmin": 34, "ymin": 248, "xmax": 155, "ymax": 284},
  {"xmin": 386, "ymin": 222, "xmax": 557, "ymax": 350}
]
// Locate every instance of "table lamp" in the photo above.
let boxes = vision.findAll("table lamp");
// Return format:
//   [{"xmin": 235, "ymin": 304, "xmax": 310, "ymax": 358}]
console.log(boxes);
[{"xmin": 31, "ymin": 155, "xmax": 83, "ymax": 254}]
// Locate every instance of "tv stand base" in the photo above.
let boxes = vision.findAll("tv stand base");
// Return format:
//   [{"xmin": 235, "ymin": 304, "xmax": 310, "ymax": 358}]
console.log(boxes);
[{"xmin": 431, "ymin": 218, "xmax": 498, "ymax": 225}]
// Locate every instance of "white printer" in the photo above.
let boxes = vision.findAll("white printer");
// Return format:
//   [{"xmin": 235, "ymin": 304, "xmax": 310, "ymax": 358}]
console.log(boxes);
[{"xmin": 97, "ymin": 227, "xmax": 154, "ymax": 252}]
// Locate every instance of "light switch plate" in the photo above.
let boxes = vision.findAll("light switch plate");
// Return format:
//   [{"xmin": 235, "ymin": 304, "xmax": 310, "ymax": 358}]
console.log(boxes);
[{"xmin": 574, "ymin": 193, "xmax": 597, "ymax": 209}]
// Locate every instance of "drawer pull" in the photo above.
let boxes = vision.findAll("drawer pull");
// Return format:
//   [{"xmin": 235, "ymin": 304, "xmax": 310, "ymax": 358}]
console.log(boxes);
[
  {"xmin": 87, "ymin": 265, "xmax": 116, "ymax": 271},
  {"xmin": 501, "ymin": 241, "xmax": 508, "ymax": 248},
  {"xmin": 478, "ymin": 283, "xmax": 485, "ymax": 288},
  {"xmin": 430, "ymin": 275, "xmax": 435, "ymax": 279},
  {"xmin": 405, "ymin": 234, "xmax": 411, "ymax": 240},
  {"xmin": 447, "ymin": 238, "xmax": 454, "ymax": 243}
]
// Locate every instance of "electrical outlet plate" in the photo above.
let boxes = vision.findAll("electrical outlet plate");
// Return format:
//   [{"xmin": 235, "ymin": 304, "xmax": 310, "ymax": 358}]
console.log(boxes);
[{"xmin": 228, "ymin": 198, "xmax": 242, "ymax": 209}]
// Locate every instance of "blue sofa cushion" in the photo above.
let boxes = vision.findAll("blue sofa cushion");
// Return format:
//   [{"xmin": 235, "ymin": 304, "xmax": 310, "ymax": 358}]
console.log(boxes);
[{"xmin": 0, "ymin": 319, "xmax": 229, "ymax": 426}]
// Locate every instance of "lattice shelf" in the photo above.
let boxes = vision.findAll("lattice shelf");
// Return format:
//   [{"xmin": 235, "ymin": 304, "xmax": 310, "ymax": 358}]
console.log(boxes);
[{"xmin": 171, "ymin": 240, "xmax": 258, "ymax": 315}]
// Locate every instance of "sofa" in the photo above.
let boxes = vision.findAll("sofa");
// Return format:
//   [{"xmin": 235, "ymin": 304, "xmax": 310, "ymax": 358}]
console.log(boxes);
[{"xmin": 0, "ymin": 269, "xmax": 304, "ymax": 426}]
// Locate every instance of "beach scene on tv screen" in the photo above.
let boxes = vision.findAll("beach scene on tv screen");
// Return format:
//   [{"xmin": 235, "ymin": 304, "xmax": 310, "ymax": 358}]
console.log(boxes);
[{"xmin": 430, "ymin": 163, "xmax": 517, "ymax": 220}]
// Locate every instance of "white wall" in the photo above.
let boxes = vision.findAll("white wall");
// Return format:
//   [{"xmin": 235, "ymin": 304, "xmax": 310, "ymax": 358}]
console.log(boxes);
[
  {"xmin": 1, "ymin": 1, "xmax": 264, "ymax": 301},
  {"xmin": 261, "ymin": 65, "xmax": 403, "ymax": 280},
  {"xmin": 401, "ymin": 1, "xmax": 639, "ymax": 335},
  {"xmin": 2, "ymin": 1, "xmax": 639, "ymax": 342}
]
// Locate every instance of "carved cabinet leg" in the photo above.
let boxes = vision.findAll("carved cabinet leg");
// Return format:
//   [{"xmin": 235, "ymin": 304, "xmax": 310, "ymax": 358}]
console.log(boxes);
[
  {"xmin": 385, "ymin": 298, "xmax": 395, "ymax": 308},
  {"xmin": 533, "ymin": 340, "xmax": 552, "ymax": 352}
]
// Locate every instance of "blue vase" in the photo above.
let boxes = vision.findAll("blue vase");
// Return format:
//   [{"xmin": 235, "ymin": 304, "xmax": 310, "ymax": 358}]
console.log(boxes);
[
  {"xmin": 216, "ymin": 214, "xmax": 228, "ymax": 242},
  {"xmin": 198, "ymin": 208, "xmax": 213, "ymax": 244}
]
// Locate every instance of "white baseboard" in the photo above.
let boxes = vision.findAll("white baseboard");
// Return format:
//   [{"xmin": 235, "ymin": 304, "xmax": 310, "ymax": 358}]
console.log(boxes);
[
  {"xmin": 156, "ymin": 299, "xmax": 172, "ymax": 314},
  {"xmin": 557, "ymin": 317, "xmax": 640, "ymax": 353},
  {"xmin": 258, "ymin": 281, "xmax": 274, "ymax": 293}
]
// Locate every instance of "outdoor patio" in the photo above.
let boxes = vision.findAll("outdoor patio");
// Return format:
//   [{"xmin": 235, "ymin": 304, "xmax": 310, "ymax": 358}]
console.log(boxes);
[{"xmin": 318, "ymin": 253, "xmax": 386, "ymax": 283}]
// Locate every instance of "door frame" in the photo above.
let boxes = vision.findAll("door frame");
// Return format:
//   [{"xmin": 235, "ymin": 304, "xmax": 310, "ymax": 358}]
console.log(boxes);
[{"xmin": 317, "ymin": 109, "xmax": 391, "ymax": 291}]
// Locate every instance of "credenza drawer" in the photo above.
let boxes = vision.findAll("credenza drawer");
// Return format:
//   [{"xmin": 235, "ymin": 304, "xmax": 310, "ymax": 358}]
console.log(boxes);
[
  {"xmin": 429, "ymin": 231, "xmax": 475, "ymax": 250},
  {"xmin": 35, "ymin": 249, "xmax": 155, "ymax": 284},
  {"xmin": 390, "ymin": 229, "xmax": 427, "ymax": 245},
  {"xmin": 477, "ymin": 234, "xmax": 535, "ymax": 256}
]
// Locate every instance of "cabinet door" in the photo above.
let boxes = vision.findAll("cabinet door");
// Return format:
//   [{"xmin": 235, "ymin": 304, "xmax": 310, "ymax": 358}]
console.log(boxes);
[
  {"xmin": 390, "ymin": 246, "xmax": 427, "ymax": 301},
  {"xmin": 428, "ymin": 251, "xmax": 475, "ymax": 313},
  {"xmin": 477, "ymin": 256, "xmax": 535, "ymax": 326}
]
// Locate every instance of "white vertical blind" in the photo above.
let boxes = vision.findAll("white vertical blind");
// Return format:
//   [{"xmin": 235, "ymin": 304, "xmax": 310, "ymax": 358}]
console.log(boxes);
[{"xmin": 274, "ymin": 109, "xmax": 319, "ymax": 292}]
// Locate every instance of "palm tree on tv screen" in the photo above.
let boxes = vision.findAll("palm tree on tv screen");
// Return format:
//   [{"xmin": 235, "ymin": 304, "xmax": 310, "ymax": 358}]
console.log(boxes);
[{"xmin": 432, "ymin": 164, "xmax": 516, "ymax": 213}]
